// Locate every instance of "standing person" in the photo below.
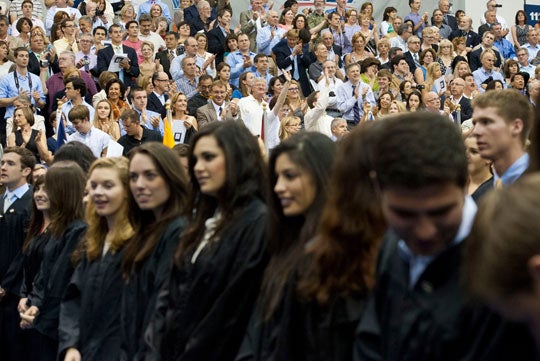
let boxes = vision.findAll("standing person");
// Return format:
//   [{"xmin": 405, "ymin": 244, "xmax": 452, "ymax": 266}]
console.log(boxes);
[
  {"xmin": 337, "ymin": 63, "xmax": 376, "ymax": 128},
  {"xmin": 121, "ymin": 142, "xmax": 190, "ymax": 360},
  {"xmin": 227, "ymin": 33, "xmax": 256, "ymax": 88},
  {"xmin": 236, "ymin": 132, "xmax": 337, "ymax": 360},
  {"xmin": 58, "ymin": 158, "xmax": 135, "ymax": 361},
  {"xmin": 96, "ymin": 24, "xmax": 140, "ymax": 89},
  {"xmin": 197, "ymin": 80, "xmax": 240, "ymax": 128},
  {"xmin": 19, "ymin": 163, "xmax": 87, "ymax": 361},
  {"xmin": 0, "ymin": 147, "xmax": 35, "ymax": 361},
  {"xmin": 145, "ymin": 121, "xmax": 268, "ymax": 361},
  {"xmin": 355, "ymin": 112, "xmax": 536, "ymax": 361},
  {"xmin": 405, "ymin": 0, "xmax": 428, "ymax": 37},
  {"xmin": 472, "ymin": 89, "xmax": 533, "ymax": 187}
]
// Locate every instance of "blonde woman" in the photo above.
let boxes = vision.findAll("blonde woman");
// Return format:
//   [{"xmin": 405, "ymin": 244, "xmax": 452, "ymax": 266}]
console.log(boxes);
[
  {"xmin": 344, "ymin": 32, "xmax": 372, "ymax": 66},
  {"xmin": 437, "ymin": 39, "xmax": 455, "ymax": 76},
  {"xmin": 93, "ymin": 99, "xmax": 120, "ymax": 140},
  {"xmin": 286, "ymin": 80, "xmax": 308, "ymax": 116},
  {"xmin": 138, "ymin": 41, "xmax": 163, "ymax": 85},
  {"xmin": 278, "ymin": 115, "xmax": 301, "ymax": 141},
  {"xmin": 119, "ymin": 4, "xmax": 136, "ymax": 29},
  {"xmin": 170, "ymin": 92, "xmax": 198, "ymax": 144}
]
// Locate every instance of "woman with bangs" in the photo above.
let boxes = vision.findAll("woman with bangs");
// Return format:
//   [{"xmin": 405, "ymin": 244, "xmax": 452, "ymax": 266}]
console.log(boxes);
[
  {"xmin": 19, "ymin": 163, "xmax": 87, "ymax": 361},
  {"xmin": 59, "ymin": 158, "xmax": 135, "ymax": 361},
  {"xmin": 121, "ymin": 142, "xmax": 190, "ymax": 360},
  {"xmin": 146, "ymin": 121, "xmax": 268, "ymax": 361}
]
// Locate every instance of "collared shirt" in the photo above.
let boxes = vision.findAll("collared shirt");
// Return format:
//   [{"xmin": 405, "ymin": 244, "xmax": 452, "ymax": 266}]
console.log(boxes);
[
  {"xmin": 137, "ymin": 0, "xmax": 172, "ymax": 22},
  {"xmin": 226, "ymin": 50, "xmax": 256, "ymax": 87},
  {"xmin": 53, "ymin": 38, "xmax": 79, "ymax": 54},
  {"xmin": 61, "ymin": 100, "xmax": 95, "ymax": 135},
  {"xmin": 4, "ymin": 182, "xmax": 30, "ymax": 205},
  {"xmin": 493, "ymin": 38, "xmax": 516, "ymax": 60},
  {"xmin": 436, "ymin": 23, "xmax": 452, "ymax": 40},
  {"xmin": 152, "ymin": 91, "xmax": 166, "ymax": 106},
  {"xmin": 176, "ymin": 76, "xmax": 198, "ymax": 99},
  {"xmin": 68, "ymin": 126, "xmax": 111, "ymax": 157},
  {"xmin": 0, "ymin": 70, "xmax": 46, "ymax": 120},
  {"xmin": 336, "ymin": 81, "xmax": 376, "ymax": 121},
  {"xmin": 238, "ymin": 94, "xmax": 271, "ymax": 137},
  {"xmin": 75, "ymin": 51, "xmax": 98, "ymax": 73},
  {"xmin": 493, "ymin": 153, "xmax": 529, "ymax": 187},
  {"xmin": 405, "ymin": 11, "xmax": 424, "ymax": 37},
  {"xmin": 307, "ymin": 11, "xmax": 325, "ymax": 29},
  {"xmin": 519, "ymin": 63, "xmax": 536, "ymax": 78},
  {"xmin": 472, "ymin": 67, "xmax": 505, "ymax": 93},
  {"xmin": 390, "ymin": 36, "xmax": 408, "ymax": 52},
  {"xmin": 253, "ymin": 70, "xmax": 273, "ymax": 84},
  {"xmin": 170, "ymin": 54, "xmax": 206, "ymax": 81},
  {"xmin": 330, "ymin": 27, "xmax": 352, "ymax": 54},
  {"xmin": 523, "ymin": 43, "xmax": 540, "ymax": 63},
  {"xmin": 119, "ymin": 108, "xmax": 163, "ymax": 136},
  {"xmin": 10, "ymin": 0, "xmax": 44, "ymax": 23},
  {"xmin": 138, "ymin": 32, "xmax": 166, "ymax": 53},
  {"xmin": 257, "ymin": 25, "xmax": 286, "ymax": 55},
  {"xmin": 212, "ymin": 101, "xmax": 224, "ymax": 121},
  {"xmin": 398, "ymin": 195, "xmax": 477, "ymax": 288}
]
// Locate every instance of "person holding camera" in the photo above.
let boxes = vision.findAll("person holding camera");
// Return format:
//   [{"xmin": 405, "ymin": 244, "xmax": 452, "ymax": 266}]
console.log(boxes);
[{"xmin": 75, "ymin": 33, "xmax": 97, "ymax": 75}]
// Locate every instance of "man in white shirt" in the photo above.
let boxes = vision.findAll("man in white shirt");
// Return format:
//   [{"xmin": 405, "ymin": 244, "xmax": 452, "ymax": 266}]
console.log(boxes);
[
  {"xmin": 304, "ymin": 71, "xmax": 334, "ymax": 138},
  {"xmin": 138, "ymin": 14, "xmax": 165, "ymax": 53},
  {"xmin": 11, "ymin": 0, "xmax": 45, "ymax": 36},
  {"xmin": 390, "ymin": 24, "xmax": 413, "ymax": 52},
  {"xmin": 60, "ymin": 77, "xmax": 95, "ymax": 134},
  {"xmin": 45, "ymin": 0, "xmax": 82, "ymax": 34},
  {"xmin": 67, "ymin": 104, "xmax": 109, "ymax": 157}
]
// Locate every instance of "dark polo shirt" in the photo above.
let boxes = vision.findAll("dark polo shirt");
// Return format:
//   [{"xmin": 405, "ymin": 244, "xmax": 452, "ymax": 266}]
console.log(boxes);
[{"xmin": 118, "ymin": 127, "xmax": 163, "ymax": 156}]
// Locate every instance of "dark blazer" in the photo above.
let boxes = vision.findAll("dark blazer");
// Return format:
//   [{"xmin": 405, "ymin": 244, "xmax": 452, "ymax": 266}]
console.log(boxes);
[
  {"xmin": 404, "ymin": 51, "xmax": 419, "ymax": 74},
  {"xmin": 147, "ymin": 91, "xmax": 168, "ymax": 118},
  {"xmin": 477, "ymin": 23, "xmax": 492, "ymax": 39},
  {"xmin": 183, "ymin": 4, "xmax": 216, "ymax": 24},
  {"xmin": 449, "ymin": 29, "xmax": 481, "ymax": 49},
  {"xmin": 96, "ymin": 44, "xmax": 140, "ymax": 88},
  {"xmin": 155, "ymin": 48, "xmax": 183, "ymax": 78},
  {"xmin": 458, "ymin": 96, "xmax": 473, "ymax": 121},
  {"xmin": 468, "ymin": 46, "xmax": 502, "ymax": 71},
  {"xmin": 207, "ymin": 26, "xmax": 228, "ymax": 66},
  {"xmin": 272, "ymin": 39, "xmax": 313, "ymax": 97},
  {"xmin": 28, "ymin": 52, "xmax": 59, "ymax": 78}
]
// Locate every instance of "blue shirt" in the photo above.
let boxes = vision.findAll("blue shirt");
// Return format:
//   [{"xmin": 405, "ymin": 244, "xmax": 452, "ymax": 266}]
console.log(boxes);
[
  {"xmin": 336, "ymin": 81, "xmax": 376, "ymax": 121},
  {"xmin": 176, "ymin": 77, "xmax": 198, "ymax": 99},
  {"xmin": 4, "ymin": 182, "xmax": 30, "ymax": 202},
  {"xmin": 398, "ymin": 195, "xmax": 477, "ymax": 288},
  {"xmin": 137, "ymin": 0, "xmax": 172, "ymax": 22},
  {"xmin": 404, "ymin": 11, "xmax": 424, "ymax": 37},
  {"xmin": 493, "ymin": 152, "xmax": 529, "ymax": 187},
  {"xmin": 493, "ymin": 38, "xmax": 516, "ymax": 61},
  {"xmin": 0, "ymin": 71, "xmax": 46, "ymax": 120},
  {"xmin": 119, "ymin": 108, "xmax": 162, "ymax": 136},
  {"xmin": 226, "ymin": 50, "xmax": 256, "ymax": 87},
  {"xmin": 170, "ymin": 54, "xmax": 206, "ymax": 81},
  {"xmin": 472, "ymin": 67, "xmax": 505, "ymax": 93},
  {"xmin": 256, "ymin": 25, "xmax": 285, "ymax": 55}
]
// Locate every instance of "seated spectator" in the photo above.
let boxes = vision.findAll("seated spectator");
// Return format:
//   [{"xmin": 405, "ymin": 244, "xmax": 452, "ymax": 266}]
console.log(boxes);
[
  {"xmin": 117, "ymin": 109, "xmax": 162, "ymax": 155},
  {"xmin": 67, "ymin": 104, "xmax": 110, "ymax": 157}
]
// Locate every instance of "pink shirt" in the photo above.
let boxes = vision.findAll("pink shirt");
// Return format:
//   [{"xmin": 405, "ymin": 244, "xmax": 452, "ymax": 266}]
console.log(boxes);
[{"xmin": 123, "ymin": 39, "xmax": 144, "ymax": 64}]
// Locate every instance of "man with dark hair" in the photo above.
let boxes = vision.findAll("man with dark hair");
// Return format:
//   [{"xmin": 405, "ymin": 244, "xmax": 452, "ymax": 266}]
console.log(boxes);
[
  {"xmin": 123, "ymin": 20, "xmax": 143, "ymax": 62},
  {"xmin": 92, "ymin": 26, "xmax": 108, "ymax": 54},
  {"xmin": 207, "ymin": 8, "xmax": 235, "ymax": 66},
  {"xmin": 0, "ymin": 146, "xmax": 35, "ymax": 361},
  {"xmin": 130, "ymin": 87, "xmax": 163, "ymax": 136},
  {"xmin": 138, "ymin": 13, "xmax": 165, "ymax": 51},
  {"xmin": 390, "ymin": 23, "xmax": 412, "ymax": 52},
  {"xmin": 405, "ymin": 0, "xmax": 428, "ymax": 37},
  {"xmin": 148, "ymin": 71, "xmax": 170, "ymax": 118},
  {"xmin": 11, "ymin": 0, "xmax": 45, "ymax": 36},
  {"xmin": 355, "ymin": 112, "xmax": 536, "ymax": 361},
  {"xmin": 391, "ymin": 54, "xmax": 412, "ymax": 82},
  {"xmin": 60, "ymin": 77, "xmax": 96, "ymax": 134},
  {"xmin": 156, "ymin": 31, "xmax": 182, "ymax": 78},
  {"xmin": 272, "ymin": 29, "xmax": 312, "ymax": 96},
  {"xmin": 118, "ymin": 109, "xmax": 162, "ymax": 155},
  {"xmin": 472, "ymin": 89, "xmax": 533, "ymax": 187},
  {"xmin": 187, "ymin": 74, "xmax": 213, "ymax": 116},
  {"xmin": 96, "ymin": 24, "xmax": 140, "ymax": 88}
]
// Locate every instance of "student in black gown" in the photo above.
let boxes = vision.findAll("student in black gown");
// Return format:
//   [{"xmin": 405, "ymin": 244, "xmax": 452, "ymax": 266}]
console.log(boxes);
[
  {"xmin": 59, "ymin": 157, "xmax": 135, "ymax": 361},
  {"xmin": 236, "ymin": 132, "xmax": 338, "ymax": 361},
  {"xmin": 145, "ymin": 121, "xmax": 269, "ymax": 361},
  {"xmin": 17, "ymin": 175, "xmax": 52, "ymax": 360},
  {"xmin": 120, "ymin": 143, "xmax": 191, "ymax": 360},
  {"xmin": 0, "ymin": 147, "xmax": 35, "ymax": 361},
  {"xmin": 19, "ymin": 163, "xmax": 87, "ymax": 361}
]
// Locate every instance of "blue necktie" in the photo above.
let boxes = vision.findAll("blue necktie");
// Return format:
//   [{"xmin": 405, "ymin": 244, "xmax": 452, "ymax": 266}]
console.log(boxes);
[{"xmin": 352, "ymin": 85, "xmax": 360, "ymax": 124}]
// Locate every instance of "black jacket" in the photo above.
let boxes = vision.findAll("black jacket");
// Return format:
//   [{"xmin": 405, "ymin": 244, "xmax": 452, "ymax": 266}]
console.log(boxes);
[
  {"xmin": 147, "ymin": 92, "xmax": 168, "ymax": 119},
  {"xmin": 120, "ymin": 217, "xmax": 186, "ymax": 361},
  {"xmin": 354, "ymin": 231, "xmax": 536, "ymax": 361},
  {"xmin": 146, "ymin": 199, "xmax": 268, "ymax": 361},
  {"xmin": 96, "ymin": 44, "xmax": 140, "ymax": 88},
  {"xmin": 59, "ymin": 247, "xmax": 127, "ymax": 361},
  {"xmin": 272, "ymin": 39, "xmax": 313, "ymax": 97}
]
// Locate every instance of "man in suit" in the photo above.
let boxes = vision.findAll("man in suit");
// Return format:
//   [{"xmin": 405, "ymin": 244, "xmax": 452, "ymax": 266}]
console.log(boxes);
[
  {"xmin": 156, "ymin": 32, "xmax": 182, "ymax": 78},
  {"xmin": 207, "ymin": 8, "xmax": 234, "ymax": 67},
  {"xmin": 468, "ymin": 31, "xmax": 501, "ymax": 72},
  {"xmin": 478, "ymin": 10, "xmax": 497, "ymax": 39},
  {"xmin": 130, "ymin": 87, "xmax": 164, "ymax": 136},
  {"xmin": 147, "ymin": 71, "xmax": 169, "ymax": 118},
  {"xmin": 449, "ymin": 16, "xmax": 480, "ymax": 49},
  {"xmin": 96, "ymin": 24, "xmax": 140, "ymax": 89},
  {"xmin": 273, "ymin": 29, "xmax": 313, "ymax": 97},
  {"xmin": 404, "ymin": 35, "xmax": 421, "ymax": 74},
  {"xmin": 320, "ymin": 29, "xmax": 343, "ymax": 69},
  {"xmin": 183, "ymin": 0, "xmax": 217, "ymax": 24},
  {"xmin": 240, "ymin": 0, "xmax": 265, "ymax": 53},
  {"xmin": 448, "ymin": 77, "xmax": 472, "ymax": 122},
  {"xmin": 197, "ymin": 80, "xmax": 239, "ymax": 128},
  {"xmin": 0, "ymin": 147, "xmax": 35, "ymax": 361}
]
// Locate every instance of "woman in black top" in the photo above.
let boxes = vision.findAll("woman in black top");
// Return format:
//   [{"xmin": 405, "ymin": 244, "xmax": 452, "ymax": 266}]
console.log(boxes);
[
  {"xmin": 120, "ymin": 143, "xmax": 191, "ymax": 360},
  {"xmin": 59, "ymin": 158, "xmax": 135, "ymax": 361},
  {"xmin": 7, "ymin": 107, "xmax": 50, "ymax": 164},
  {"xmin": 145, "ymin": 121, "xmax": 269, "ymax": 361}
]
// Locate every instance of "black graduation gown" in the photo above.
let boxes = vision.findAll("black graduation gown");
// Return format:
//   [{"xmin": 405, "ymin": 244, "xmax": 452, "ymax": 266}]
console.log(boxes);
[
  {"xmin": 0, "ymin": 188, "xmax": 33, "ymax": 361},
  {"xmin": 145, "ymin": 198, "xmax": 268, "ymax": 361},
  {"xmin": 58, "ymin": 247, "xmax": 127, "ymax": 361},
  {"xmin": 237, "ymin": 270, "xmax": 366, "ymax": 361},
  {"xmin": 120, "ymin": 217, "xmax": 187, "ymax": 361},
  {"xmin": 21, "ymin": 232, "xmax": 52, "ymax": 298},
  {"xmin": 30, "ymin": 220, "xmax": 87, "ymax": 343},
  {"xmin": 354, "ymin": 232, "xmax": 537, "ymax": 361}
]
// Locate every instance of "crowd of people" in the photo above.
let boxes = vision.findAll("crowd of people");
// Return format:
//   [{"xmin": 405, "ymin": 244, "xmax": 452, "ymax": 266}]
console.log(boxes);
[{"xmin": 2, "ymin": 0, "xmax": 540, "ymax": 360}]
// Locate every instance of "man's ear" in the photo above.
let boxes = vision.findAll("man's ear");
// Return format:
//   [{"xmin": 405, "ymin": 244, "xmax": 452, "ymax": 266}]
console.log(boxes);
[{"xmin": 527, "ymin": 255, "xmax": 540, "ymax": 285}]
